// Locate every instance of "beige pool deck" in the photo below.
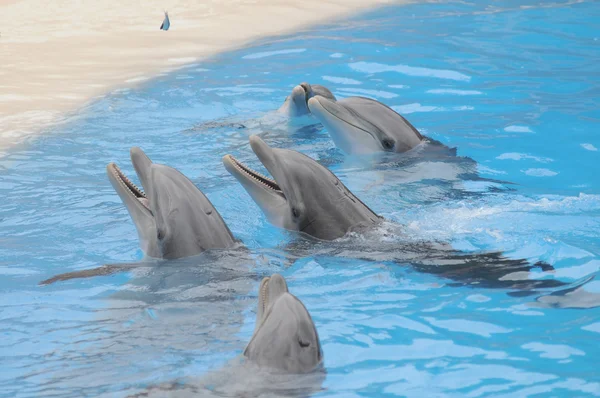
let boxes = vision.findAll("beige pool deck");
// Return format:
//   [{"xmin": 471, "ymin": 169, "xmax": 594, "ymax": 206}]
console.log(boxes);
[{"xmin": 0, "ymin": 0, "xmax": 405, "ymax": 157}]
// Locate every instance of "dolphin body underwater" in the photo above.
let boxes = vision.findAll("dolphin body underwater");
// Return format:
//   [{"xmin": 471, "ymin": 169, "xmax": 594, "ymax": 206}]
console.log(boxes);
[
  {"xmin": 39, "ymin": 147, "xmax": 240, "ymax": 285},
  {"xmin": 127, "ymin": 274, "xmax": 325, "ymax": 397}
]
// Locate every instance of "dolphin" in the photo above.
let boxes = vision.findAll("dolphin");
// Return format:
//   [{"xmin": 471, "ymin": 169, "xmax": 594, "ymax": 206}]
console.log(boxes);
[
  {"xmin": 39, "ymin": 147, "xmax": 238, "ymax": 285},
  {"xmin": 279, "ymin": 82, "xmax": 337, "ymax": 117},
  {"xmin": 108, "ymin": 147, "xmax": 237, "ymax": 258},
  {"xmin": 160, "ymin": 11, "xmax": 170, "ymax": 31},
  {"xmin": 223, "ymin": 135, "xmax": 381, "ymax": 240},
  {"xmin": 127, "ymin": 273, "xmax": 324, "ymax": 397},
  {"xmin": 307, "ymin": 95, "xmax": 424, "ymax": 154},
  {"xmin": 246, "ymin": 273, "xmax": 322, "ymax": 372}
]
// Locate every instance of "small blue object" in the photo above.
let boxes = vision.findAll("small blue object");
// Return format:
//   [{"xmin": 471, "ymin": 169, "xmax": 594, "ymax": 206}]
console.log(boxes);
[{"xmin": 160, "ymin": 11, "xmax": 170, "ymax": 31}]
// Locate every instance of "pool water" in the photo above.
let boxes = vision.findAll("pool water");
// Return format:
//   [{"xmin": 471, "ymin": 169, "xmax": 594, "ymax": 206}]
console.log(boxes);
[{"xmin": 1, "ymin": 0, "xmax": 600, "ymax": 396}]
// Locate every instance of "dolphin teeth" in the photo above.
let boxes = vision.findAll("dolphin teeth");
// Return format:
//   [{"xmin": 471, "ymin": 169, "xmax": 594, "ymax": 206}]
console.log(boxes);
[
  {"xmin": 110, "ymin": 164, "xmax": 151, "ymax": 211},
  {"xmin": 261, "ymin": 277, "xmax": 269, "ymax": 314},
  {"xmin": 228, "ymin": 155, "xmax": 282, "ymax": 192}
]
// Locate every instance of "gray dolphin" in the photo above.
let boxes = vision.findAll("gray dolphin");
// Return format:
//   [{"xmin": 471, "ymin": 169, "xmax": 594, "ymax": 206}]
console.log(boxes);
[
  {"xmin": 279, "ymin": 82, "xmax": 337, "ymax": 117},
  {"xmin": 39, "ymin": 148, "xmax": 238, "ymax": 285},
  {"xmin": 127, "ymin": 273, "xmax": 324, "ymax": 397},
  {"xmin": 223, "ymin": 135, "xmax": 381, "ymax": 240},
  {"xmin": 108, "ymin": 147, "xmax": 237, "ymax": 259},
  {"xmin": 308, "ymin": 95, "xmax": 424, "ymax": 154},
  {"xmin": 246, "ymin": 273, "xmax": 322, "ymax": 372}
]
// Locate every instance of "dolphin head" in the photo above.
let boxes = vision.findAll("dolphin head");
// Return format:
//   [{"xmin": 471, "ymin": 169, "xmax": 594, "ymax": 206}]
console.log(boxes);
[
  {"xmin": 107, "ymin": 147, "xmax": 236, "ymax": 259},
  {"xmin": 223, "ymin": 136, "xmax": 380, "ymax": 240},
  {"xmin": 279, "ymin": 82, "xmax": 337, "ymax": 117},
  {"xmin": 308, "ymin": 95, "xmax": 383, "ymax": 153},
  {"xmin": 308, "ymin": 95, "xmax": 423, "ymax": 154},
  {"xmin": 244, "ymin": 274, "xmax": 322, "ymax": 373}
]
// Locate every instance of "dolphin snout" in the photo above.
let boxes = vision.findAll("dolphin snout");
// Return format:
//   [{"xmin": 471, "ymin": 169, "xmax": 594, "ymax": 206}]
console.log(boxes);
[
  {"xmin": 307, "ymin": 96, "xmax": 327, "ymax": 115},
  {"xmin": 249, "ymin": 134, "xmax": 269, "ymax": 155},
  {"xmin": 291, "ymin": 85, "xmax": 305, "ymax": 97}
]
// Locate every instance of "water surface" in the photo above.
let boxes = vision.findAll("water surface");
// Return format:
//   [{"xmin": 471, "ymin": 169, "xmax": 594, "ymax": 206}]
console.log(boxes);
[{"xmin": 1, "ymin": 0, "xmax": 599, "ymax": 396}]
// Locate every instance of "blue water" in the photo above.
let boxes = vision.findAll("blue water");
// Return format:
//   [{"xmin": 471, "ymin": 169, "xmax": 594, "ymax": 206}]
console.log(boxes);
[{"xmin": 1, "ymin": 0, "xmax": 600, "ymax": 396}]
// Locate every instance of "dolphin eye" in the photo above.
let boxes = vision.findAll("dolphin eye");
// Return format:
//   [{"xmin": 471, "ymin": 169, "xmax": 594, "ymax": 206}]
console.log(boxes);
[
  {"xmin": 299, "ymin": 338, "xmax": 310, "ymax": 348},
  {"xmin": 292, "ymin": 208, "xmax": 300, "ymax": 218},
  {"xmin": 382, "ymin": 138, "xmax": 395, "ymax": 150}
]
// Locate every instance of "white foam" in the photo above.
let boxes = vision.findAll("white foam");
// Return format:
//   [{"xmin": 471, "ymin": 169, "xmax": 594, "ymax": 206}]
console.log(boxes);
[
  {"xmin": 392, "ymin": 103, "xmax": 474, "ymax": 114},
  {"xmin": 504, "ymin": 125, "xmax": 533, "ymax": 133},
  {"xmin": 337, "ymin": 88, "xmax": 397, "ymax": 99},
  {"xmin": 466, "ymin": 294, "xmax": 491, "ymax": 303},
  {"xmin": 330, "ymin": 53, "xmax": 344, "ymax": 58},
  {"xmin": 349, "ymin": 61, "xmax": 471, "ymax": 82},
  {"xmin": 522, "ymin": 168, "xmax": 558, "ymax": 177},
  {"xmin": 582, "ymin": 322, "xmax": 600, "ymax": 333},
  {"xmin": 423, "ymin": 317, "xmax": 512, "ymax": 337},
  {"xmin": 477, "ymin": 165, "xmax": 507, "ymax": 175},
  {"xmin": 521, "ymin": 342, "xmax": 585, "ymax": 360},
  {"xmin": 496, "ymin": 152, "xmax": 553, "ymax": 163},
  {"xmin": 426, "ymin": 89, "xmax": 482, "ymax": 95},
  {"xmin": 581, "ymin": 143, "xmax": 598, "ymax": 151},
  {"xmin": 242, "ymin": 48, "xmax": 306, "ymax": 60},
  {"xmin": 322, "ymin": 75, "xmax": 361, "ymax": 85}
]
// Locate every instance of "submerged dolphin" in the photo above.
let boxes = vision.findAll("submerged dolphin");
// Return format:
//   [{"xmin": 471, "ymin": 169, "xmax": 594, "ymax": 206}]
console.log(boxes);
[
  {"xmin": 308, "ymin": 95, "xmax": 424, "ymax": 154},
  {"xmin": 160, "ymin": 11, "xmax": 170, "ymax": 31},
  {"xmin": 128, "ymin": 273, "xmax": 324, "ymax": 397},
  {"xmin": 279, "ymin": 82, "xmax": 337, "ymax": 117},
  {"xmin": 40, "ymin": 148, "xmax": 238, "ymax": 285},
  {"xmin": 223, "ymin": 135, "xmax": 381, "ymax": 240}
]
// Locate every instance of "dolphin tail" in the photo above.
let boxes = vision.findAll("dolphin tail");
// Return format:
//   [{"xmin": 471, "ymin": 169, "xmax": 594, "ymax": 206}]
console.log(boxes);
[{"xmin": 39, "ymin": 262, "xmax": 146, "ymax": 285}]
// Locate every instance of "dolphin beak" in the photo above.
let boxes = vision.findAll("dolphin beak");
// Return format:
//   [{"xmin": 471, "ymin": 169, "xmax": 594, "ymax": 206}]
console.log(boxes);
[
  {"xmin": 291, "ymin": 85, "xmax": 306, "ymax": 99},
  {"xmin": 249, "ymin": 135, "xmax": 276, "ymax": 171},
  {"xmin": 309, "ymin": 95, "xmax": 382, "ymax": 154},
  {"xmin": 288, "ymin": 84, "xmax": 310, "ymax": 115},
  {"xmin": 255, "ymin": 273, "xmax": 289, "ymax": 331},
  {"xmin": 223, "ymin": 137, "xmax": 291, "ymax": 228},
  {"xmin": 307, "ymin": 95, "xmax": 332, "ymax": 118},
  {"xmin": 130, "ymin": 147, "xmax": 153, "ymax": 195}
]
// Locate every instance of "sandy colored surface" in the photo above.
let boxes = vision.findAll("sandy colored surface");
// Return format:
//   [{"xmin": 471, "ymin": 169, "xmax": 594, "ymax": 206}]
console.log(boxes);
[{"xmin": 0, "ymin": 0, "xmax": 403, "ymax": 156}]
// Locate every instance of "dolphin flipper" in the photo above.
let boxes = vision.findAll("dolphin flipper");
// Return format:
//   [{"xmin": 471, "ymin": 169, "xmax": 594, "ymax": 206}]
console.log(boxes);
[{"xmin": 39, "ymin": 262, "xmax": 148, "ymax": 285}]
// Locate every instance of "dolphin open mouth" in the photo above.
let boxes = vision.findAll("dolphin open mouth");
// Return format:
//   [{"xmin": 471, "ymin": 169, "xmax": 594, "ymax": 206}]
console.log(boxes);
[
  {"xmin": 107, "ymin": 163, "xmax": 151, "ymax": 212},
  {"xmin": 223, "ymin": 154, "xmax": 285, "ymax": 197},
  {"xmin": 299, "ymin": 83, "xmax": 311, "ymax": 105},
  {"xmin": 259, "ymin": 276, "xmax": 270, "ymax": 316},
  {"xmin": 256, "ymin": 274, "xmax": 289, "ymax": 325}
]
